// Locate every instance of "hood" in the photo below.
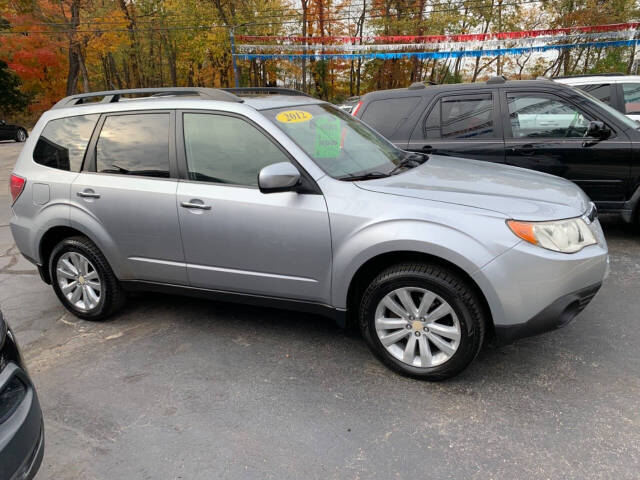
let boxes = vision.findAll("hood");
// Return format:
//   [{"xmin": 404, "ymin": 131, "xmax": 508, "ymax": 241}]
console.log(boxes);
[{"xmin": 356, "ymin": 155, "xmax": 590, "ymax": 221}]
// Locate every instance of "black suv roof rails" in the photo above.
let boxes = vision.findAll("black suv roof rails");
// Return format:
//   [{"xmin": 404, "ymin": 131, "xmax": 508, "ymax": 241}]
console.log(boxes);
[
  {"xmin": 52, "ymin": 87, "xmax": 243, "ymax": 109},
  {"xmin": 554, "ymin": 73, "xmax": 626, "ymax": 79},
  {"xmin": 222, "ymin": 87, "xmax": 313, "ymax": 97},
  {"xmin": 486, "ymin": 75, "xmax": 508, "ymax": 84}
]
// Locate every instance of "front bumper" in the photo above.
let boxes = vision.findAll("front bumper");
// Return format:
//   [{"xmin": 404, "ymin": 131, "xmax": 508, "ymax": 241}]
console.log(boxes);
[
  {"xmin": 494, "ymin": 282, "xmax": 602, "ymax": 343},
  {"xmin": 472, "ymin": 219, "xmax": 608, "ymax": 343},
  {"xmin": 0, "ymin": 363, "xmax": 44, "ymax": 480}
]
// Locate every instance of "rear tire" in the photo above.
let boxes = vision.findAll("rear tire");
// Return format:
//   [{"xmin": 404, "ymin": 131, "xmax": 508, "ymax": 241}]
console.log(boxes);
[
  {"xmin": 15, "ymin": 128, "xmax": 26, "ymax": 142},
  {"xmin": 359, "ymin": 262, "xmax": 486, "ymax": 380},
  {"xmin": 49, "ymin": 236, "xmax": 125, "ymax": 321}
]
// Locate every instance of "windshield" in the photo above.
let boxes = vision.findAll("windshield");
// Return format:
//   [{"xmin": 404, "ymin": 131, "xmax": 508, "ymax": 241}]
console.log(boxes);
[
  {"xmin": 263, "ymin": 103, "xmax": 410, "ymax": 179},
  {"xmin": 574, "ymin": 88, "xmax": 640, "ymax": 130}
]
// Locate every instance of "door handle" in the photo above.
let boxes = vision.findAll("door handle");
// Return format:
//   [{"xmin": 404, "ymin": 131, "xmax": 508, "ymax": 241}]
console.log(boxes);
[
  {"xmin": 77, "ymin": 190, "xmax": 100, "ymax": 199},
  {"xmin": 511, "ymin": 145, "xmax": 536, "ymax": 155},
  {"xmin": 421, "ymin": 145, "xmax": 433, "ymax": 154},
  {"xmin": 180, "ymin": 201, "xmax": 211, "ymax": 210}
]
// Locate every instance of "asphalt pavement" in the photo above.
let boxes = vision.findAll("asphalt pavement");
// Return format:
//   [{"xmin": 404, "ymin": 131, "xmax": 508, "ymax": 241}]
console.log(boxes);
[{"xmin": 1, "ymin": 139, "xmax": 639, "ymax": 479}]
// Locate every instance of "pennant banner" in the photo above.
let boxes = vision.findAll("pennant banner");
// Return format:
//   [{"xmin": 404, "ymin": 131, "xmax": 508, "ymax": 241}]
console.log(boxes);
[
  {"xmin": 236, "ymin": 30, "xmax": 637, "ymax": 53},
  {"xmin": 234, "ymin": 38, "xmax": 640, "ymax": 61},
  {"xmin": 237, "ymin": 21, "xmax": 640, "ymax": 44}
]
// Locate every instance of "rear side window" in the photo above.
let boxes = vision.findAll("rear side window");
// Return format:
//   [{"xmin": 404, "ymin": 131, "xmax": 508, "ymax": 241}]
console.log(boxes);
[
  {"xmin": 419, "ymin": 95, "xmax": 494, "ymax": 139},
  {"xmin": 96, "ymin": 113, "xmax": 170, "ymax": 178},
  {"xmin": 622, "ymin": 83, "xmax": 640, "ymax": 114},
  {"xmin": 576, "ymin": 84, "xmax": 611, "ymax": 104},
  {"xmin": 360, "ymin": 97, "xmax": 419, "ymax": 138},
  {"xmin": 33, "ymin": 114, "xmax": 99, "ymax": 171}
]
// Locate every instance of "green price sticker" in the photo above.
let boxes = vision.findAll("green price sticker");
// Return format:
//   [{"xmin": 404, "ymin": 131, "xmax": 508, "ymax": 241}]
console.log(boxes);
[{"xmin": 314, "ymin": 116, "xmax": 341, "ymax": 158}]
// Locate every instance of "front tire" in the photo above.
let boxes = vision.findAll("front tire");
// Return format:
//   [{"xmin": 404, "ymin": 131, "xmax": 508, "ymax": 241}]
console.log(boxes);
[
  {"xmin": 49, "ymin": 236, "xmax": 125, "ymax": 321},
  {"xmin": 15, "ymin": 128, "xmax": 27, "ymax": 142},
  {"xmin": 359, "ymin": 263, "xmax": 486, "ymax": 380}
]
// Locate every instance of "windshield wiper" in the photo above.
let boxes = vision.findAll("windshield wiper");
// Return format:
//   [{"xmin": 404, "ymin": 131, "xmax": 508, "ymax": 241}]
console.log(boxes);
[
  {"xmin": 388, "ymin": 153, "xmax": 427, "ymax": 176},
  {"xmin": 338, "ymin": 172, "xmax": 390, "ymax": 181}
]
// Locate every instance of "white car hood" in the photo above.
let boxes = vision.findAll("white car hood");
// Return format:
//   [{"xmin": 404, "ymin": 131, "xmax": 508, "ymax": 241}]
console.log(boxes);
[{"xmin": 356, "ymin": 155, "xmax": 590, "ymax": 221}]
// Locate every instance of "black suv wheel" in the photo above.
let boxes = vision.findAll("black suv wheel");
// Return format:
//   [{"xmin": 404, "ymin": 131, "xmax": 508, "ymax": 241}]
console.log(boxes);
[
  {"xmin": 359, "ymin": 263, "xmax": 486, "ymax": 380},
  {"xmin": 49, "ymin": 236, "xmax": 125, "ymax": 320}
]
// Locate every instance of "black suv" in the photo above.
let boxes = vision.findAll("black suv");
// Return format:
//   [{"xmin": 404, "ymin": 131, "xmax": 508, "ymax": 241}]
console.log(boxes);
[{"xmin": 354, "ymin": 77, "xmax": 640, "ymax": 225}]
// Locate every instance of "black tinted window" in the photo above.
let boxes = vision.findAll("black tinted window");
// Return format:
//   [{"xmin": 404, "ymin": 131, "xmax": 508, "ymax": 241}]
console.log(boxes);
[
  {"xmin": 34, "ymin": 114, "xmax": 99, "ymax": 171},
  {"xmin": 577, "ymin": 84, "xmax": 611, "ymax": 104},
  {"xmin": 360, "ymin": 97, "xmax": 419, "ymax": 138},
  {"xmin": 183, "ymin": 113, "xmax": 289, "ymax": 186},
  {"xmin": 96, "ymin": 113, "xmax": 170, "ymax": 178},
  {"xmin": 441, "ymin": 95, "xmax": 494, "ymax": 138}
]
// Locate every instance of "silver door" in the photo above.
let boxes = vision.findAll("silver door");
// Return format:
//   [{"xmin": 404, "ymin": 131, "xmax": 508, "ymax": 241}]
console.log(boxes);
[
  {"xmin": 176, "ymin": 111, "xmax": 332, "ymax": 303},
  {"xmin": 177, "ymin": 183, "xmax": 331, "ymax": 302},
  {"xmin": 70, "ymin": 111, "xmax": 187, "ymax": 284}
]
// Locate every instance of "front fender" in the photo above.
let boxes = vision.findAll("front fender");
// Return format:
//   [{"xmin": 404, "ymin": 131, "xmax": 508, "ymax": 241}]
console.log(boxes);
[{"xmin": 331, "ymin": 219, "xmax": 513, "ymax": 310}]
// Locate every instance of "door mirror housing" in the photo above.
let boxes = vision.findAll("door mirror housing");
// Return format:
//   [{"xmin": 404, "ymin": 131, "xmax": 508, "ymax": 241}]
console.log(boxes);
[
  {"xmin": 258, "ymin": 162, "xmax": 301, "ymax": 193},
  {"xmin": 585, "ymin": 120, "xmax": 611, "ymax": 140},
  {"xmin": 0, "ymin": 120, "xmax": 5, "ymax": 125}
]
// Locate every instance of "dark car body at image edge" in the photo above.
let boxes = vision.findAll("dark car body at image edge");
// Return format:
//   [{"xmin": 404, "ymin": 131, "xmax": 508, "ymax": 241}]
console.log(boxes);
[
  {"xmin": 0, "ymin": 311, "xmax": 44, "ymax": 480},
  {"xmin": 354, "ymin": 78, "xmax": 640, "ymax": 224}
]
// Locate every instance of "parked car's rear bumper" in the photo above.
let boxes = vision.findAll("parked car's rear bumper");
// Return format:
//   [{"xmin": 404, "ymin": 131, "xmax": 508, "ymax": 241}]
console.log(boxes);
[{"xmin": 473, "ymin": 219, "xmax": 609, "ymax": 343}]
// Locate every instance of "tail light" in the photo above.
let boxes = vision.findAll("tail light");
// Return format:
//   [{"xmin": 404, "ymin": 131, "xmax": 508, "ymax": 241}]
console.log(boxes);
[
  {"xmin": 351, "ymin": 101, "xmax": 363, "ymax": 116},
  {"xmin": 9, "ymin": 174, "xmax": 26, "ymax": 205}
]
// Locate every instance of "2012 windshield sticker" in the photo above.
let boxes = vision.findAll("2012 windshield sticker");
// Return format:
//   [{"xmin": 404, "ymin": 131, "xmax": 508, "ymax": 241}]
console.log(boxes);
[{"xmin": 276, "ymin": 110, "xmax": 313, "ymax": 123}]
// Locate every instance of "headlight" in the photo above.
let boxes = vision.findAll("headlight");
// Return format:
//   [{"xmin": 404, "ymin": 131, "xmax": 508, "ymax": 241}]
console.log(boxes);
[{"xmin": 507, "ymin": 217, "xmax": 597, "ymax": 253}]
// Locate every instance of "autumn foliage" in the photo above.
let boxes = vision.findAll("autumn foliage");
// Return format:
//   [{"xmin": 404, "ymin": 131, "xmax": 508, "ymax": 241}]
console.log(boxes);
[{"xmin": 1, "ymin": 0, "xmax": 639, "ymax": 120}]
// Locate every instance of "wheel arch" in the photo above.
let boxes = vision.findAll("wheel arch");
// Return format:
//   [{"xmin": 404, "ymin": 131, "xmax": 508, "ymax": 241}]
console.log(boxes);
[
  {"xmin": 38, "ymin": 226, "xmax": 88, "ymax": 283},
  {"xmin": 344, "ymin": 250, "xmax": 494, "ymax": 335},
  {"xmin": 37, "ymin": 222, "xmax": 124, "ymax": 283}
]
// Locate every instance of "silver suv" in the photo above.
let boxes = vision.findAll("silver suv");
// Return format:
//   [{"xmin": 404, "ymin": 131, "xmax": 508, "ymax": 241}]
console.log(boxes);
[{"xmin": 9, "ymin": 87, "xmax": 609, "ymax": 379}]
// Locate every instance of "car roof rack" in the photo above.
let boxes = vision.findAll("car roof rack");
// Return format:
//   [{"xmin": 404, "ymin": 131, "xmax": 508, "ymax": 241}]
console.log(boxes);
[
  {"xmin": 486, "ymin": 75, "xmax": 508, "ymax": 84},
  {"xmin": 52, "ymin": 87, "xmax": 243, "ymax": 109},
  {"xmin": 407, "ymin": 80, "xmax": 439, "ymax": 90},
  {"xmin": 222, "ymin": 87, "xmax": 313, "ymax": 97},
  {"xmin": 554, "ymin": 73, "xmax": 625, "ymax": 79}
]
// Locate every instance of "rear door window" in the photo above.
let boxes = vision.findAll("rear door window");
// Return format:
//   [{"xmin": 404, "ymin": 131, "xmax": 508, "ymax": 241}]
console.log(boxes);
[
  {"xmin": 441, "ymin": 95, "xmax": 494, "ymax": 138},
  {"xmin": 622, "ymin": 83, "xmax": 640, "ymax": 114},
  {"xmin": 33, "ymin": 114, "xmax": 99, "ymax": 171},
  {"xmin": 419, "ymin": 94, "xmax": 494, "ymax": 139},
  {"xmin": 96, "ymin": 113, "xmax": 170, "ymax": 178},
  {"xmin": 360, "ymin": 97, "xmax": 419, "ymax": 138}
]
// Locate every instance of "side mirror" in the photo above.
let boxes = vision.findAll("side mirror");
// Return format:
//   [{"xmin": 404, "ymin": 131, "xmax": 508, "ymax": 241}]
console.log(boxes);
[
  {"xmin": 585, "ymin": 120, "xmax": 611, "ymax": 140},
  {"xmin": 0, "ymin": 120, "xmax": 5, "ymax": 125},
  {"xmin": 258, "ymin": 162, "xmax": 301, "ymax": 193}
]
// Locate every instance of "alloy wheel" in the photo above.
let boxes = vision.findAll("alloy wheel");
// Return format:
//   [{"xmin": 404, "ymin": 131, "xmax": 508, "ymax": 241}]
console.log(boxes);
[
  {"xmin": 17, "ymin": 130, "xmax": 26, "ymax": 142},
  {"xmin": 374, "ymin": 287, "xmax": 461, "ymax": 368},
  {"xmin": 56, "ymin": 252, "xmax": 102, "ymax": 311}
]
